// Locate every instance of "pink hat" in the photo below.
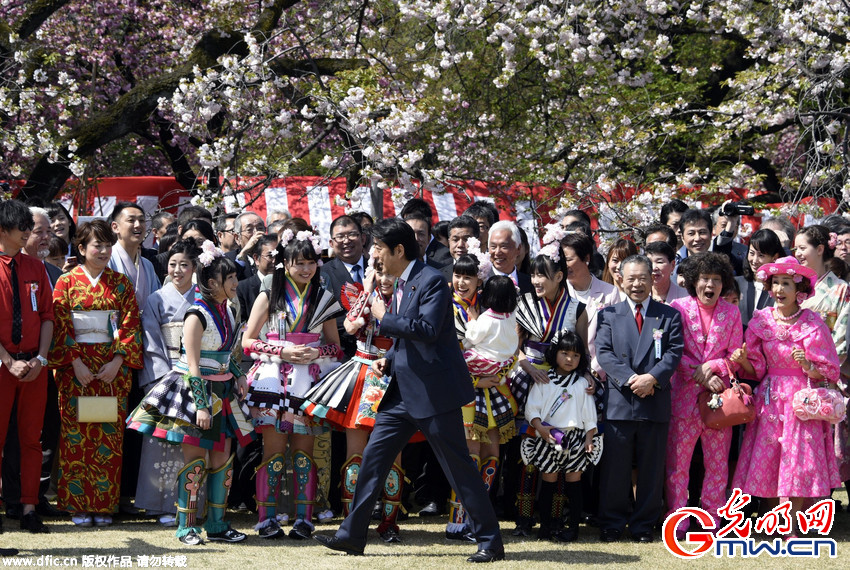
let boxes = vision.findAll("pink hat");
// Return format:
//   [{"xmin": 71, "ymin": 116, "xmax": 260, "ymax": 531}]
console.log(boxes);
[{"xmin": 755, "ymin": 256, "xmax": 818, "ymax": 299}]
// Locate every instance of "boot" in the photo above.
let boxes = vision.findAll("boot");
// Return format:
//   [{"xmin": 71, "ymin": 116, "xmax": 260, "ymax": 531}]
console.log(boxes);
[
  {"xmin": 512, "ymin": 463, "xmax": 538, "ymax": 536},
  {"xmin": 377, "ymin": 461, "xmax": 405, "ymax": 543},
  {"xmin": 480, "ymin": 456, "xmax": 499, "ymax": 493},
  {"xmin": 537, "ymin": 480, "xmax": 557, "ymax": 540},
  {"xmin": 340, "ymin": 454, "xmax": 362, "ymax": 519},
  {"xmin": 290, "ymin": 450, "xmax": 317, "ymax": 539},
  {"xmin": 205, "ymin": 455, "xmax": 246, "ymax": 543},
  {"xmin": 446, "ymin": 455, "xmax": 478, "ymax": 542},
  {"xmin": 175, "ymin": 458, "xmax": 206, "ymax": 545},
  {"xmin": 254, "ymin": 453, "xmax": 285, "ymax": 538},
  {"xmin": 557, "ymin": 480, "xmax": 583, "ymax": 542}
]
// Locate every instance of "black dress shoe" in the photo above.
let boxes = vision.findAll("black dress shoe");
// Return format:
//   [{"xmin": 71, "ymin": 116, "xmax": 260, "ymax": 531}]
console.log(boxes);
[
  {"xmin": 600, "ymin": 528, "xmax": 622, "ymax": 543},
  {"xmin": 4, "ymin": 506, "xmax": 21, "ymax": 521},
  {"xmin": 446, "ymin": 529, "xmax": 477, "ymax": 543},
  {"xmin": 0, "ymin": 548, "xmax": 17, "ymax": 557},
  {"xmin": 632, "ymin": 531, "xmax": 654, "ymax": 543},
  {"xmin": 467, "ymin": 548, "xmax": 506, "ymax": 563},
  {"xmin": 418, "ymin": 501, "xmax": 440, "ymax": 517},
  {"xmin": 20, "ymin": 512, "xmax": 49, "ymax": 534},
  {"xmin": 313, "ymin": 534, "xmax": 364, "ymax": 555},
  {"xmin": 379, "ymin": 527, "xmax": 402, "ymax": 543},
  {"xmin": 35, "ymin": 502, "xmax": 69, "ymax": 518}
]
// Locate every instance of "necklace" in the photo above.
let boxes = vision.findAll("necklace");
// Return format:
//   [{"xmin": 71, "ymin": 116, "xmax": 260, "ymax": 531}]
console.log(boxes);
[{"xmin": 774, "ymin": 307, "xmax": 802, "ymax": 322}]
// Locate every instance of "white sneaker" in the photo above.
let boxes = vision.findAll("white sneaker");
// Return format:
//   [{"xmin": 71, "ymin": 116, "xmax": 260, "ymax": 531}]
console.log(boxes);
[
  {"xmin": 72, "ymin": 514, "xmax": 93, "ymax": 527},
  {"xmin": 93, "ymin": 515, "xmax": 112, "ymax": 527},
  {"xmin": 158, "ymin": 514, "xmax": 177, "ymax": 527}
]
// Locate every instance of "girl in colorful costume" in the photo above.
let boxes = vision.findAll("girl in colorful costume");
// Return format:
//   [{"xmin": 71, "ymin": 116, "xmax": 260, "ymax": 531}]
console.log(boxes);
[
  {"xmin": 303, "ymin": 260, "xmax": 407, "ymax": 542},
  {"xmin": 242, "ymin": 229, "xmax": 343, "ymax": 540},
  {"xmin": 731, "ymin": 256, "xmax": 841, "ymax": 538},
  {"xmin": 446, "ymin": 242, "xmax": 520, "ymax": 540},
  {"xmin": 128, "ymin": 241, "xmax": 253, "ymax": 545},
  {"xmin": 511, "ymin": 229, "xmax": 590, "ymax": 536},
  {"xmin": 135, "ymin": 239, "xmax": 202, "ymax": 526}
]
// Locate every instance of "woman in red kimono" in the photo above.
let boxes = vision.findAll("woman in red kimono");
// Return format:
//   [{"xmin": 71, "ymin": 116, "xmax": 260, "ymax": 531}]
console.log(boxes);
[{"xmin": 49, "ymin": 220, "xmax": 143, "ymax": 527}]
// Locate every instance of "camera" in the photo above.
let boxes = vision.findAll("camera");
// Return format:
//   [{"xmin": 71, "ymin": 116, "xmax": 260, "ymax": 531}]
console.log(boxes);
[{"xmin": 720, "ymin": 201, "xmax": 754, "ymax": 217}]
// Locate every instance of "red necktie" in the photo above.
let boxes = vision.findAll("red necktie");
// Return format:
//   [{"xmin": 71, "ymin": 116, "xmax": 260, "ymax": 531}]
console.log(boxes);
[{"xmin": 635, "ymin": 303, "xmax": 643, "ymax": 333}]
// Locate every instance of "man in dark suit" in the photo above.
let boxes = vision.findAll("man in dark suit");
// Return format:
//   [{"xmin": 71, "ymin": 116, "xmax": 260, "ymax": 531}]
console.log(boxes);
[
  {"xmin": 236, "ymin": 234, "xmax": 278, "ymax": 322},
  {"xmin": 487, "ymin": 220, "xmax": 533, "ymax": 295},
  {"xmin": 321, "ymin": 215, "xmax": 368, "ymax": 359},
  {"xmin": 596, "ymin": 255, "xmax": 684, "ymax": 543},
  {"xmin": 315, "ymin": 219, "xmax": 505, "ymax": 563},
  {"xmin": 226, "ymin": 211, "xmax": 265, "ymax": 281}
]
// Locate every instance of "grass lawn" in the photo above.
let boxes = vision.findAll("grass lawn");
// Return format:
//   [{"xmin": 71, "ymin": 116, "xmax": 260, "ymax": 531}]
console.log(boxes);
[{"xmin": 6, "ymin": 490, "xmax": 849, "ymax": 569}]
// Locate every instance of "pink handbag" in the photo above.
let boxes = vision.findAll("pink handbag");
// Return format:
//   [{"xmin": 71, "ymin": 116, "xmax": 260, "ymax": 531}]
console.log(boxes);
[{"xmin": 792, "ymin": 378, "xmax": 846, "ymax": 424}]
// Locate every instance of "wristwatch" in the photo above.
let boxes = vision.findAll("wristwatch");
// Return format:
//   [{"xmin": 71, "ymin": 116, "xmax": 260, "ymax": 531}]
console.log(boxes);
[{"xmin": 35, "ymin": 355, "xmax": 48, "ymax": 367}]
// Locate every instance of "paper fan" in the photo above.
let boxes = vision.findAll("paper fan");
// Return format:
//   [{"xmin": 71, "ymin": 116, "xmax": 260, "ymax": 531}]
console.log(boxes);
[
  {"xmin": 586, "ymin": 433, "xmax": 604, "ymax": 466},
  {"xmin": 340, "ymin": 282, "xmax": 364, "ymax": 312},
  {"xmin": 307, "ymin": 291, "xmax": 346, "ymax": 331},
  {"xmin": 515, "ymin": 292, "xmax": 545, "ymax": 339}
]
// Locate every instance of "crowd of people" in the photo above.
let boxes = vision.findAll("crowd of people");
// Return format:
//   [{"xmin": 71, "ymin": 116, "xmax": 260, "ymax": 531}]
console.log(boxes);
[{"xmin": 0, "ymin": 193, "xmax": 848, "ymax": 562}]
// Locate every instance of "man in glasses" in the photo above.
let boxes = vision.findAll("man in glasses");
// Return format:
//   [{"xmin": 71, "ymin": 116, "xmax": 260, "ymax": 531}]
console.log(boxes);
[
  {"xmin": 322, "ymin": 215, "xmax": 368, "ymax": 359},
  {"xmin": 227, "ymin": 211, "xmax": 265, "ymax": 280}
]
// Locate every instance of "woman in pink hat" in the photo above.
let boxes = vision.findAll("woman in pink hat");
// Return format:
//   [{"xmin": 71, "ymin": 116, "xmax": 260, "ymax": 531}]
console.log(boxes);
[{"xmin": 731, "ymin": 256, "xmax": 841, "ymax": 538}]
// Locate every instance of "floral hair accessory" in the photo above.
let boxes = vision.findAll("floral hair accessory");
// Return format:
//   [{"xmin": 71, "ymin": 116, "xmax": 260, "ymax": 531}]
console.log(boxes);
[
  {"xmin": 537, "ymin": 222, "xmax": 566, "ymax": 263},
  {"xmin": 465, "ymin": 237, "xmax": 492, "ymax": 280},
  {"xmin": 280, "ymin": 228, "xmax": 323, "ymax": 258},
  {"xmin": 367, "ymin": 245, "xmax": 376, "ymax": 271},
  {"xmin": 198, "ymin": 240, "xmax": 224, "ymax": 267},
  {"xmin": 829, "ymin": 232, "xmax": 838, "ymax": 249}
]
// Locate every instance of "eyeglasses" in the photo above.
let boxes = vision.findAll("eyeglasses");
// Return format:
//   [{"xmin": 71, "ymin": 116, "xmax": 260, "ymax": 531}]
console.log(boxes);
[
  {"xmin": 258, "ymin": 252, "xmax": 276, "ymax": 260},
  {"xmin": 331, "ymin": 231, "xmax": 361, "ymax": 244},
  {"xmin": 240, "ymin": 225, "xmax": 265, "ymax": 235}
]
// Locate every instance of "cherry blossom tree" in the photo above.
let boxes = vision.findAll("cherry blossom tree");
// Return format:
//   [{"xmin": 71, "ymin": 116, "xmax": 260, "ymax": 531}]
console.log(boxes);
[{"xmin": 0, "ymin": 0, "xmax": 847, "ymax": 222}]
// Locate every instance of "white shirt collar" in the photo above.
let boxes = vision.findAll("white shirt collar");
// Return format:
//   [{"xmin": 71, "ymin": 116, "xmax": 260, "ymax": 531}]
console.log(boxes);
[
  {"xmin": 625, "ymin": 296, "xmax": 650, "ymax": 317},
  {"xmin": 398, "ymin": 259, "xmax": 415, "ymax": 283},
  {"xmin": 341, "ymin": 256, "xmax": 366, "ymax": 273}
]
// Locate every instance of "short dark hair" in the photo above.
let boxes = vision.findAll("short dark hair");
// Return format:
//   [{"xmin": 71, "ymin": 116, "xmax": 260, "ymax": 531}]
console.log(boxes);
[
  {"xmin": 462, "ymin": 201, "xmax": 497, "ymax": 227},
  {"xmin": 151, "ymin": 211, "xmax": 174, "ymax": 231},
  {"xmin": 371, "ymin": 218, "xmax": 419, "ymax": 261},
  {"xmin": 402, "ymin": 212, "xmax": 431, "ymax": 231},
  {"xmin": 0, "ymin": 199, "xmax": 34, "ymax": 232},
  {"xmin": 545, "ymin": 330, "xmax": 589, "ymax": 376},
  {"xmin": 158, "ymin": 223, "xmax": 179, "ymax": 253},
  {"xmin": 110, "ymin": 201, "xmax": 144, "ymax": 223},
  {"xmin": 399, "ymin": 198, "xmax": 433, "ymax": 222},
  {"xmin": 643, "ymin": 223, "xmax": 677, "ymax": 250},
  {"xmin": 448, "ymin": 215, "xmax": 480, "ymax": 238},
  {"xmin": 48, "ymin": 235, "xmax": 68, "ymax": 258},
  {"xmin": 330, "ymin": 214, "xmax": 362, "ymax": 235},
  {"xmin": 177, "ymin": 205, "xmax": 213, "ymax": 230},
  {"xmin": 644, "ymin": 241, "xmax": 676, "ymax": 263},
  {"xmin": 679, "ymin": 209, "xmax": 712, "ymax": 233},
  {"xmin": 742, "ymin": 228, "xmax": 784, "ymax": 281},
  {"xmin": 660, "ymin": 199, "xmax": 689, "ymax": 225},
  {"xmin": 74, "ymin": 220, "xmax": 118, "ymax": 263},
  {"xmin": 560, "ymin": 232, "xmax": 594, "ymax": 264},
  {"xmin": 251, "ymin": 233, "xmax": 279, "ymax": 259},
  {"xmin": 349, "ymin": 211, "xmax": 373, "ymax": 228},
  {"xmin": 433, "ymin": 220, "xmax": 449, "ymax": 241},
  {"xmin": 181, "ymin": 219, "xmax": 217, "ymax": 244},
  {"xmin": 680, "ymin": 252, "xmax": 735, "ymax": 297},
  {"xmin": 562, "ymin": 209, "xmax": 591, "ymax": 227},
  {"xmin": 215, "ymin": 212, "xmax": 238, "ymax": 233},
  {"xmin": 479, "ymin": 275, "xmax": 518, "ymax": 313}
]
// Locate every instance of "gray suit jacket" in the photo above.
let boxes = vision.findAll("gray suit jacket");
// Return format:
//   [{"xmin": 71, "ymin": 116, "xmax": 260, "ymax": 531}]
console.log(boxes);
[
  {"xmin": 736, "ymin": 276, "xmax": 773, "ymax": 329},
  {"xmin": 596, "ymin": 298, "xmax": 684, "ymax": 422}
]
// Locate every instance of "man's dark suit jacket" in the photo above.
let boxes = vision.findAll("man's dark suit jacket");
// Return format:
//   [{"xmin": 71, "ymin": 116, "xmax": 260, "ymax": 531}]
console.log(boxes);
[
  {"xmin": 321, "ymin": 256, "xmax": 365, "ymax": 358},
  {"xmin": 596, "ymin": 298, "xmax": 684, "ymax": 421},
  {"xmin": 237, "ymin": 274, "xmax": 262, "ymax": 324},
  {"xmin": 44, "ymin": 261, "xmax": 62, "ymax": 287},
  {"xmin": 735, "ymin": 275, "xmax": 773, "ymax": 329},
  {"xmin": 380, "ymin": 259, "xmax": 475, "ymax": 419},
  {"xmin": 225, "ymin": 249, "xmax": 255, "ymax": 281}
]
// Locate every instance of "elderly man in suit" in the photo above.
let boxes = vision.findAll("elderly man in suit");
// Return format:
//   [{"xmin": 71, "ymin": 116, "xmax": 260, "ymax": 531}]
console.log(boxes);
[
  {"xmin": 315, "ymin": 218, "xmax": 505, "ymax": 563},
  {"xmin": 596, "ymin": 254, "xmax": 684, "ymax": 543},
  {"xmin": 488, "ymin": 221, "xmax": 533, "ymax": 295}
]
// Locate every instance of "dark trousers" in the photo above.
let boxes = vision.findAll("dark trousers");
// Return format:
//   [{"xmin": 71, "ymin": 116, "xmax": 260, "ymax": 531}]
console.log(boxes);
[
  {"xmin": 2, "ymin": 372, "xmax": 57, "ymax": 506},
  {"xmin": 336, "ymin": 384, "xmax": 502, "ymax": 550},
  {"xmin": 120, "ymin": 375, "xmax": 144, "ymax": 499},
  {"xmin": 599, "ymin": 420, "xmax": 668, "ymax": 535}
]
